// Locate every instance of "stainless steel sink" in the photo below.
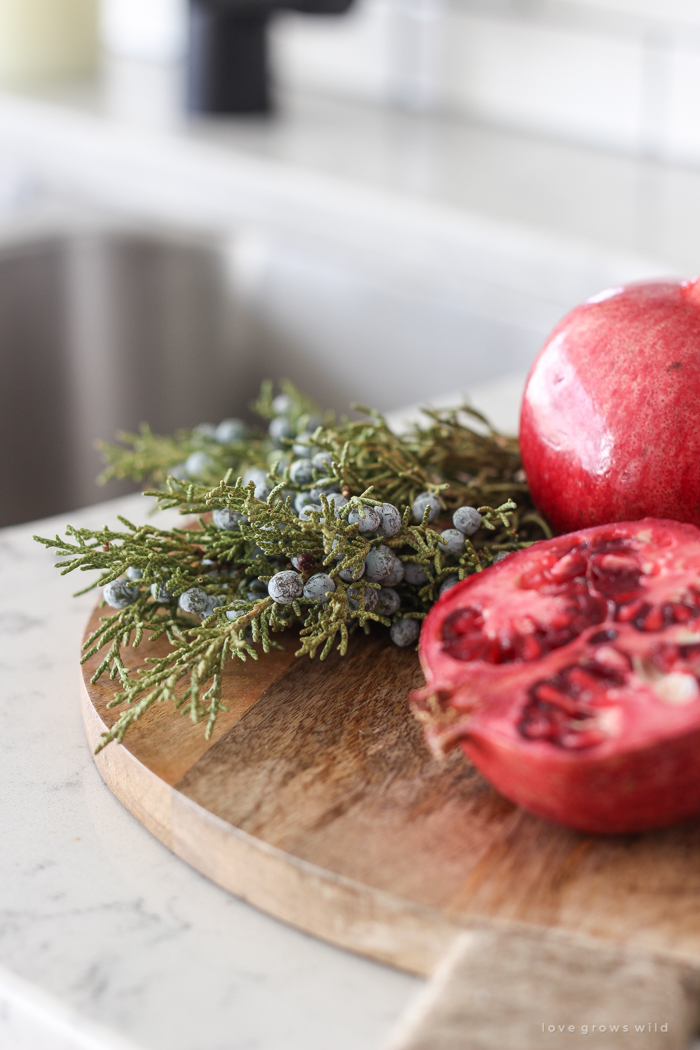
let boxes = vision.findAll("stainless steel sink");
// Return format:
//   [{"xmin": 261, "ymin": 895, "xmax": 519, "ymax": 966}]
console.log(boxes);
[
  {"xmin": 0, "ymin": 222, "xmax": 558, "ymax": 528},
  {"xmin": 0, "ymin": 229, "xmax": 254, "ymax": 527}
]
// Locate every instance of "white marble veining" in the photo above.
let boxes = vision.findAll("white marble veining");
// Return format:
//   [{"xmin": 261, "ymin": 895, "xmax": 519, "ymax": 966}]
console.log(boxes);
[{"xmin": 0, "ymin": 494, "xmax": 421, "ymax": 1050}]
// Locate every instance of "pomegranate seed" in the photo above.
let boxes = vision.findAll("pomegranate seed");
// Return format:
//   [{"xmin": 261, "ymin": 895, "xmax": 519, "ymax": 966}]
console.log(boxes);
[
  {"xmin": 520, "ymin": 716, "xmax": 559, "ymax": 740},
  {"xmin": 589, "ymin": 628, "xmax": 618, "ymax": 644},
  {"xmin": 633, "ymin": 604, "xmax": 665, "ymax": 631},
  {"xmin": 598, "ymin": 553, "xmax": 640, "ymax": 573},
  {"xmin": 549, "ymin": 549, "xmax": 587, "ymax": 581},
  {"xmin": 516, "ymin": 634, "xmax": 543, "ymax": 661},
  {"xmin": 563, "ymin": 666, "xmax": 604, "ymax": 697},
  {"xmin": 560, "ymin": 728, "xmax": 607, "ymax": 749},
  {"xmin": 442, "ymin": 607, "xmax": 483, "ymax": 639},
  {"xmin": 616, "ymin": 599, "xmax": 647, "ymax": 622},
  {"xmin": 443, "ymin": 633, "xmax": 490, "ymax": 662},
  {"xmin": 532, "ymin": 682, "xmax": 582, "ymax": 716},
  {"xmin": 593, "ymin": 646, "xmax": 631, "ymax": 674},
  {"xmin": 651, "ymin": 644, "xmax": 678, "ymax": 673}
]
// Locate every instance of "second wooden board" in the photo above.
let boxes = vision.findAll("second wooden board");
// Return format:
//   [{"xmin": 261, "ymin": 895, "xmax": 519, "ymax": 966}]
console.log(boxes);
[{"xmin": 82, "ymin": 606, "xmax": 700, "ymax": 977}]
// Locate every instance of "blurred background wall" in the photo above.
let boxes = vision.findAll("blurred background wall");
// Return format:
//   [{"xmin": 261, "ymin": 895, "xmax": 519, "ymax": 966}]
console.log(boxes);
[
  {"xmin": 99, "ymin": 0, "xmax": 700, "ymax": 162},
  {"xmin": 0, "ymin": 0, "xmax": 697, "ymax": 524},
  {"xmin": 0, "ymin": 0, "xmax": 96, "ymax": 83},
  {"xmin": 273, "ymin": 0, "xmax": 700, "ymax": 162}
]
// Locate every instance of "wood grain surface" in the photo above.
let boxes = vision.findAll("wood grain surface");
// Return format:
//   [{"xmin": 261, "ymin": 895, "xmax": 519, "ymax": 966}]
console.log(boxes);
[{"xmin": 81, "ymin": 605, "xmax": 700, "ymax": 979}]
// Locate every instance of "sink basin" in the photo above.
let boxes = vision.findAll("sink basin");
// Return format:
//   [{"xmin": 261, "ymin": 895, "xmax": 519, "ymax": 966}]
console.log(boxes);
[
  {"xmin": 0, "ymin": 229, "xmax": 254, "ymax": 527},
  {"xmin": 0, "ymin": 224, "xmax": 552, "ymax": 528}
]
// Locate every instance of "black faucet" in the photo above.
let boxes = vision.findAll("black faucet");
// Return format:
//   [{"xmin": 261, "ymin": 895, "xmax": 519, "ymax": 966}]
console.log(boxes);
[{"xmin": 188, "ymin": 0, "xmax": 354, "ymax": 114}]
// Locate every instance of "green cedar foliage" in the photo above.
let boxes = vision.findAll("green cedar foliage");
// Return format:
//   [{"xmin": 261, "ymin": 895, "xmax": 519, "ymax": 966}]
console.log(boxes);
[{"xmin": 35, "ymin": 383, "xmax": 548, "ymax": 752}]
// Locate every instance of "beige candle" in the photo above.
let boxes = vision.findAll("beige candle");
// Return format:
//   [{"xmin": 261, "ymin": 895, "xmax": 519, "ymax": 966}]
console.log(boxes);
[{"xmin": 0, "ymin": 0, "xmax": 97, "ymax": 83}]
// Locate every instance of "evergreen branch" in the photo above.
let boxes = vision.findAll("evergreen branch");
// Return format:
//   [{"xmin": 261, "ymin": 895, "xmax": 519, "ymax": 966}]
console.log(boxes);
[{"xmin": 36, "ymin": 382, "xmax": 547, "ymax": 753}]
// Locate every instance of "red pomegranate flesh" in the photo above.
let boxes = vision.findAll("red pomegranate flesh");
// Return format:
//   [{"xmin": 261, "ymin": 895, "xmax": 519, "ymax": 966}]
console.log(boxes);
[
  {"xmin": 519, "ymin": 277, "xmax": 700, "ymax": 534},
  {"xmin": 412, "ymin": 519, "xmax": 700, "ymax": 834}
]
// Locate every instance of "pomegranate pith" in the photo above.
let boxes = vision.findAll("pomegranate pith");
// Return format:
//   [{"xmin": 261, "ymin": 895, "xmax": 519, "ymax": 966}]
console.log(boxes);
[
  {"xmin": 412, "ymin": 519, "xmax": 700, "ymax": 833},
  {"xmin": 519, "ymin": 278, "xmax": 700, "ymax": 533}
]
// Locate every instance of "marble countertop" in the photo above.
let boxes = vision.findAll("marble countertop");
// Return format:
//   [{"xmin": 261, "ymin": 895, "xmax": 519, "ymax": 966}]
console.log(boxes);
[
  {"xmin": 0, "ymin": 77, "xmax": 690, "ymax": 315},
  {"xmin": 1, "ymin": 493, "xmax": 421, "ymax": 1050},
  {"xmin": 0, "ymin": 75, "xmax": 699, "ymax": 277},
  {"xmin": 3, "ymin": 72, "xmax": 699, "ymax": 1047}
]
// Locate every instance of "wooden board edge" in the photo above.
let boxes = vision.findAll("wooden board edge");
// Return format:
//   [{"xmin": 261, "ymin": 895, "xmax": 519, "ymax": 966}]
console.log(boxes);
[
  {"xmin": 80, "ymin": 678, "xmax": 700, "ymax": 983},
  {"xmin": 80, "ymin": 678, "xmax": 461, "ymax": 976},
  {"xmin": 81, "ymin": 677, "xmax": 174, "ymax": 848}
]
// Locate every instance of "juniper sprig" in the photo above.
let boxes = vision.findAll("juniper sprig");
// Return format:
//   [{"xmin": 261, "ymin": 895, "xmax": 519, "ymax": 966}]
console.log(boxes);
[
  {"xmin": 35, "ymin": 485, "xmax": 524, "ymax": 752},
  {"xmin": 36, "ymin": 382, "xmax": 548, "ymax": 753},
  {"xmin": 98, "ymin": 379, "xmax": 543, "ymax": 527}
]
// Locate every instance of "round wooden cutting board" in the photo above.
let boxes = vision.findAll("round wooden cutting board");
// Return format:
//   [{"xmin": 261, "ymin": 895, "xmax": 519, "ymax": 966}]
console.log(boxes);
[{"xmin": 81, "ymin": 605, "xmax": 700, "ymax": 981}]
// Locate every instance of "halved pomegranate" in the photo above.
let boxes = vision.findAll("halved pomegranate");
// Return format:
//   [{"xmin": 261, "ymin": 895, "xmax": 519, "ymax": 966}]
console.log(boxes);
[{"xmin": 412, "ymin": 519, "xmax": 700, "ymax": 833}]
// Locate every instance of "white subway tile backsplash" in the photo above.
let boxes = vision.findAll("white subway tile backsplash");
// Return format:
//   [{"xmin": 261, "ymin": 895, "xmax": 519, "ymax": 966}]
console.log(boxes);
[
  {"xmin": 441, "ymin": 12, "xmax": 645, "ymax": 150},
  {"xmin": 665, "ymin": 43, "xmax": 700, "ymax": 163},
  {"xmin": 97, "ymin": 0, "xmax": 700, "ymax": 174},
  {"xmin": 100, "ymin": 0, "xmax": 186, "ymax": 62},
  {"xmin": 273, "ymin": 0, "xmax": 656, "ymax": 155},
  {"xmin": 272, "ymin": 0, "xmax": 394, "ymax": 103},
  {"xmin": 552, "ymin": 0, "xmax": 700, "ymax": 31}
]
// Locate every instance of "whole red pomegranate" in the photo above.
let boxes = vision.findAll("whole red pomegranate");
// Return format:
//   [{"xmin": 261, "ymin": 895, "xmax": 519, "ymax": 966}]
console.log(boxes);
[
  {"xmin": 520, "ymin": 278, "xmax": 700, "ymax": 534},
  {"xmin": 412, "ymin": 519, "xmax": 700, "ymax": 833}
]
